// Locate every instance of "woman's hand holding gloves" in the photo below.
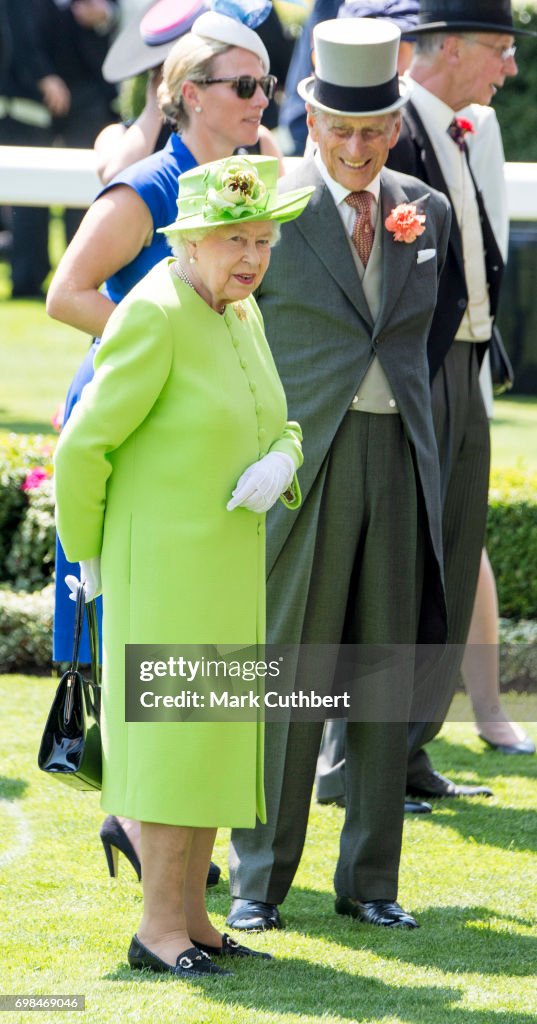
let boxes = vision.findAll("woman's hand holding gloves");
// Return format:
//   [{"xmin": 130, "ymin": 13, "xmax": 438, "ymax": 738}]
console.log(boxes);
[
  {"xmin": 63, "ymin": 454, "xmax": 294, "ymax": 602},
  {"xmin": 227, "ymin": 452, "xmax": 295, "ymax": 513},
  {"xmin": 62, "ymin": 454, "xmax": 294, "ymax": 596},
  {"xmin": 65, "ymin": 557, "xmax": 102, "ymax": 602}
]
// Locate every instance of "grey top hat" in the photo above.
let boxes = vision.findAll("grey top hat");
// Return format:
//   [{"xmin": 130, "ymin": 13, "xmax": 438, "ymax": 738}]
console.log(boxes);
[
  {"xmin": 102, "ymin": 0, "xmax": 207, "ymax": 84},
  {"xmin": 406, "ymin": 0, "xmax": 537, "ymax": 37},
  {"xmin": 298, "ymin": 18, "xmax": 408, "ymax": 117}
]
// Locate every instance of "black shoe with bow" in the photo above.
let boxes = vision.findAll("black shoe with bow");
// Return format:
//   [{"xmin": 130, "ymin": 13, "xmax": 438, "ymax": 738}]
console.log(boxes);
[
  {"xmin": 128, "ymin": 934, "xmax": 231, "ymax": 977},
  {"xmin": 226, "ymin": 899, "xmax": 282, "ymax": 931},
  {"xmin": 194, "ymin": 932, "xmax": 273, "ymax": 959},
  {"xmin": 335, "ymin": 897, "xmax": 419, "ymax": 928}
]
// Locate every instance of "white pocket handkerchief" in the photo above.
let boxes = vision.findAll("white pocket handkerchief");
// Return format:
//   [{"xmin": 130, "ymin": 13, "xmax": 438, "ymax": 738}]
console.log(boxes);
[{"xmin": 417, "ymin": 248, "xmax": 436, "ymax": 264}]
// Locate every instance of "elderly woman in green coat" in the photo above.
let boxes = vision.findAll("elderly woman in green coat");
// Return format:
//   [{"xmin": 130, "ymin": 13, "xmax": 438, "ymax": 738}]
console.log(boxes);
[{"xmin": 54, "ymin": 155, "xmax": 313, "ymax": 978}]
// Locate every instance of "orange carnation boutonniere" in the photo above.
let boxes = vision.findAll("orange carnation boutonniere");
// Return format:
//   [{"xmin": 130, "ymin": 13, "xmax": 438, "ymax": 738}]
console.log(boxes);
[{"xmin": 385, "ymin": 197, "xmax": 428, "ymax": 244}]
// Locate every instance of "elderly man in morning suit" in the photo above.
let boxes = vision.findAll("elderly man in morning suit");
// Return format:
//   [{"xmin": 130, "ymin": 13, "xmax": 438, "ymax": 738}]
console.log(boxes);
[
  {"xmin": 385, "ymin": 0, "xmax": 530, "ymax": 801},
  {"xmin": 226, "ymin": 18, "xmax": 451, "ymax": 932}
]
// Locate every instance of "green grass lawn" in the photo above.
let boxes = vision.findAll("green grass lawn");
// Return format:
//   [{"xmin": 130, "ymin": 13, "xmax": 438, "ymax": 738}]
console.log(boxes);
[
  {"xmin": 1, "ymin": 294, "xmax": 536, "ymax": 470},
  {"xmin": 0, "ymin": 299, "xmax": 89, "ymax": 436},
  {"xmin": 0, "ymin": 676, "xmax": 536, "ymax": 1024}
]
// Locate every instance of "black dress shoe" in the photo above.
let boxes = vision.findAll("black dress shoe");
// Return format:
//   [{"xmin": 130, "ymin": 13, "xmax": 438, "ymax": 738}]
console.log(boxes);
[
  {"xmin": 335, "ymin": 897, "xmax": 419, "ymax": 928},
  {"xmin": 194, "ymin": 932, "xmax": 273, "ymax": 959},
  {"xmin": 407, "ymin": 769, "xmax": 493, "ymax": 799},
  {"xmin": 478, "ymin": 733, "xmax": 536, "ymax": 756},
  {"xmin": 317, "ymin": 795, "xmax": 346, "ymax": 808},
  {"xmin": 226, "ymin": 899, "xmax": 282, "ymax": 932},
  {"xmin": 405, "ymin": 799, "xmax": 432, "ymax": 814},
  {"xmin": 128, "ymin": 934, "xmax": 231, "ymax": 976}
]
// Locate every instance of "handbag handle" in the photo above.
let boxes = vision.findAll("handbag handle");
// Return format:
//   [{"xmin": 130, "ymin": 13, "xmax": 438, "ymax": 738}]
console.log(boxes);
[
  {"xmin": 65, "ymin": 583, "xmax": 100, "ymax": 725},
  {"xmin": 86, "ymin": 596, "xmax": 101, "ymax": 688},
  {"xmin": 70, "ymin": 582, "xmax": 86, "ymax": 676}
]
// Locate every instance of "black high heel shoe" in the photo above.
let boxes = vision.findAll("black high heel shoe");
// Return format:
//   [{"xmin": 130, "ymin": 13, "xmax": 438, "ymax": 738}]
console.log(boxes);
[
  {"xmin": 100, "ymin": 815, "xmax": 141, "ymax": 880},
  {"xmin": 99, "ymin": 815, "xmax": 222, "ymax": 888}
]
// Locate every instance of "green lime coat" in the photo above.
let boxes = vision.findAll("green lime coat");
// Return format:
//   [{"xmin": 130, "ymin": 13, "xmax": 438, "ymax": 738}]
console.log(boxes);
[{"xmin": 54, "ymin": 258, "xmax": 303, "ymax": 828}]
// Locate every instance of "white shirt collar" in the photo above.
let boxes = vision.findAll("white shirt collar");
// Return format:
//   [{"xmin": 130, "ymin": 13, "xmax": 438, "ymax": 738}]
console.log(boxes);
[
  {"xmin": 405, "ymin": 77, "xmax": 457, "ymax": 134},
  {"xmin": 313, "ymin": 149, "xmax": 381, "ymax": 207}
]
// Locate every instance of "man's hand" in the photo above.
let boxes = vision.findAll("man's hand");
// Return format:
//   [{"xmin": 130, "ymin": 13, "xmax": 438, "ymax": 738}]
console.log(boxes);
[
  {"xmin": 65, "ymin": 557, "xmax": 102, "ymax": 602},
  {"xmin": 71, "ymin": 0, "xmax": 116, "ymax": 31},
  {"xmin": 38, "ymin": 75, "xmax": 70, "ymax": 116},
  {"xmin": 227, "ymin": 452, "xmax": 295, "ymax": 513}
]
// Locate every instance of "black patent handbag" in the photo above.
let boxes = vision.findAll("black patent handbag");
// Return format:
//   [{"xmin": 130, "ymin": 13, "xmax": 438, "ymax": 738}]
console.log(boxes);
[{"xmin": 38, "ymin": 582, "xmax": 102, "ymax": 791}]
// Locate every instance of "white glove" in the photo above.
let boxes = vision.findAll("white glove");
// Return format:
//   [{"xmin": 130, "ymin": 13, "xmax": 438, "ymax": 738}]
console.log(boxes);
[
  {"xmin": 65, "ymin": 557, "xmax": 102, "ymax": 603},
  {"xmin": 227, "ymin": 452, "xmax": 295, "ymax": 513}
]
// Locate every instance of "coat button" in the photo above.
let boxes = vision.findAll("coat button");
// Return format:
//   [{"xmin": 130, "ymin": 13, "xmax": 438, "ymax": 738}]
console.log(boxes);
[
  {"xmin": 258, "ymin": 427, "xmax": 266, "ymax": 439},
  {"xmin": 389, "ymin": 399, "xmax": 396, "ymax": 408},
  {"xmin": 255, "ymin": 403, "xmax": 263, "ymax": 414},
  {"xmin": 249, "ymin": 381, "xmax": 257, "ymax": 393},
  {"xmin": 457, "ymin": 298, "xmax": 467, "ymax": 309},
  {"xmin": 240, "ymin": 358, "xmax": 247, "ymax": 368},
  {"xmin": 232, "ymin": 338, "xmax": 239, "ymax": 348}
]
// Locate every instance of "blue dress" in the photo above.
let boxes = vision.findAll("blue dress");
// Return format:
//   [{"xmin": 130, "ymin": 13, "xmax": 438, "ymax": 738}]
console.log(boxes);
[{"xmin": 53, "ymin": 133, "xmax": 197, "ymax": 662}]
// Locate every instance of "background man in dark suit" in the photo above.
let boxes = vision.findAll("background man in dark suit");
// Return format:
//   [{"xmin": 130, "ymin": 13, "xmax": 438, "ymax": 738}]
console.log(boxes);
[
  {"xmin": 386, "ymin": 0, "xmax": 531, "ymax": 801},
  {"xmin": 0, "ymin": 0, "xmax": 117, "ymax": 297},
  {"xmin": 227, "ymin": 17, "xmax": 451, "ymax": 933}
]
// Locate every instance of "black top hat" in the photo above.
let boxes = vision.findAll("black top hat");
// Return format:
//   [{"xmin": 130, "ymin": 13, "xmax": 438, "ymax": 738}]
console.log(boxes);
[{"xmin": 405, "ymin": 0, "xmax": 537, "ymax": 37}]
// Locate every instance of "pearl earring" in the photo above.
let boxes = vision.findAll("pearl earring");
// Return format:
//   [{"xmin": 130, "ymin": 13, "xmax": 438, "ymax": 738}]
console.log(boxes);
[
  {"xmin": 194, "ymin": 105, "xmax": 202, "ymax": 113},
  {"xmin": 189, "ymin": 256, "xmax": 196, "ymax": 264}
]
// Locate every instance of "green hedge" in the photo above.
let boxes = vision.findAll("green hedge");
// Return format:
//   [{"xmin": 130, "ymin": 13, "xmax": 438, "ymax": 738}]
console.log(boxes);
[
  {"xmin": 0, "ymin": 435, "xmax": 54, "ymax": 590},
  {"xmin": 0, "ymin": 437, "xmax": 535, "ymax": 621},
  {"xmin": 494, "ymin": 3, "xmax": 537, "ymax": 161},
  {"xmin": 0, "ymin": 585, "xmax": 53, "ymax": 673},
  {"xmin": 487, "ymin": 468, "xmax": 537, "ymax": 619}
]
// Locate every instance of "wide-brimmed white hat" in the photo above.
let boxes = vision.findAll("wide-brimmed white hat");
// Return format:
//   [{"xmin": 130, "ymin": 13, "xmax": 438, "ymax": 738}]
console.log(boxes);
[
  {"xmin": 192, "ymin": 11, "xmax": 270, "ymax": 71},
  {"xmin": 102, "ymin": 0, "xmax": 207, "ymax": 84},
  {"xmin": 298, "ymin": 18, "xmax": 409, "ymax": 117}
]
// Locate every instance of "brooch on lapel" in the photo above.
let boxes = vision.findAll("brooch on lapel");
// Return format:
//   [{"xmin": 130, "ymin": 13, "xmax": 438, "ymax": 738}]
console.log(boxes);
[
  {"xmin": 233, "ymin": 301, "xmax": 247, "ymax": 322},
  {"xmin": 385, "ymin": 197, "xmax": 429, "ymax": 244}
]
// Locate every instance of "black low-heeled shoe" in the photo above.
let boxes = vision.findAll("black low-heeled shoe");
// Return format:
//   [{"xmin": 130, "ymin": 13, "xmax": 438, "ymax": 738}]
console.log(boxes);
[
  {"xmin": 128, "ymin": 934, "xmax": 231, "ymax": 977},
  {"xmin": 99, "ymin": 816, "xmax": 221, "ymax": 887},
  {"xmin": 194, "ymin": 932, "xmax": 273, "ymax": 960}
]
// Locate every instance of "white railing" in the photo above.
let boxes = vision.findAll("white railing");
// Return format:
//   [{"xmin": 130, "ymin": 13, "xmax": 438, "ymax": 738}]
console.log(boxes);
[{"xmin": 1, "ymin": 146, "xmax": 537, "ymax": 219}]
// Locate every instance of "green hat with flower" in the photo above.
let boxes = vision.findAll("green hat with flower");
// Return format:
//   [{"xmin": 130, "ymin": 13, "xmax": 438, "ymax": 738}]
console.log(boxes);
[{"xmin": 159, "ymin": 155, "xmax": 314, "ymax": 234}]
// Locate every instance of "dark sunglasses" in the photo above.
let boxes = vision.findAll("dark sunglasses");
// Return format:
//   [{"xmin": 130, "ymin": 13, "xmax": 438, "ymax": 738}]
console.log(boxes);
[{"xmin": 198, "ymin": 74, "xmax": 277, "ymax": 100}]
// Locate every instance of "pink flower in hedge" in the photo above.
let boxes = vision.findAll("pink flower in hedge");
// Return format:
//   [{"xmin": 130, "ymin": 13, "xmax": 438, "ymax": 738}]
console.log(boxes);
[
  {"xmin": 21, "ymin": 467, "xmax": 49, "ymax": 491},
  {"xmin": 385, "ymin": 202, "xmax": 426, "ymax": 244},
  {"xmin": 51, "ymin": 403, "xmax": 65, "ymax": 431}
]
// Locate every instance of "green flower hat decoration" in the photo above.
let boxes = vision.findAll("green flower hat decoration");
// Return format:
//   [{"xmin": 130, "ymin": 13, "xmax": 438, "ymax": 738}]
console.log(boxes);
[{"xmin": 159, "ymin": 155, "xmax": 314, "ymax": 234}]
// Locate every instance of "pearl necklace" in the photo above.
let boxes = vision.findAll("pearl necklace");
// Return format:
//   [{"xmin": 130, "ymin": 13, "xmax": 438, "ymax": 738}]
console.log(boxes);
[{"xmin": 173, "ymin": 261, "xmax": 225, "ymax": 315}]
